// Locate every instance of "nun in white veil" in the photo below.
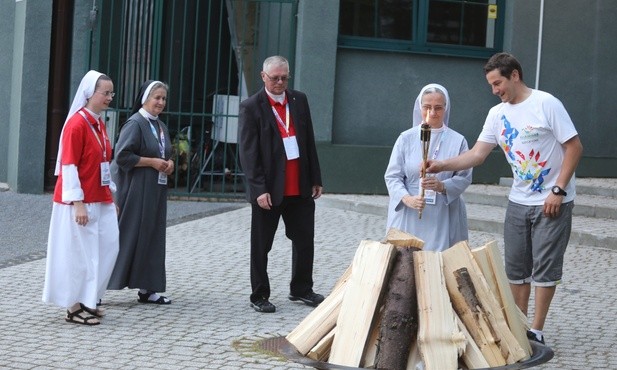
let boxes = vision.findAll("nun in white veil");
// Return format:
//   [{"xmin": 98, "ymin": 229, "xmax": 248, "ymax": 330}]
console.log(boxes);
[
  {"xmin": 384, "ymin": 83, "xmax": 472, "ymax": 251},
  {"xmin": 43, "ymin": 70, "xmax": 119, "ymax": 325}
]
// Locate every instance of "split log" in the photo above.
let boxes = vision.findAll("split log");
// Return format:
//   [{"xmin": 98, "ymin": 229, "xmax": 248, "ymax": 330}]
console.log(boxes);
[
  {"xmin": 286, "ymin": 269, "xmax": 351, "ymax": 355},
  {"xmin": 455, "ymin": 311, "xmax": 490, "ymax": 369},
  {"xmin": 442, "ymin": 242, "xmax": 527, "ymax": 366},
  {"xmin": 471, "ymin": 241, "xmax": 532, "ymax": 358},
  {"xmin": 307, "ymin": 328, "xmax": 335, "ymax": 361},
  {"xmin": 414, "ymin": 251, "xmax": 466, "ymax": 370},
  {"xmin": 362, "ymin": 306, "xmax": 383, "ymax": 368},
  {"xmin": 329, "ymin": 240, "xmax": 396, "ymax": 367},
  {"xmin": 375, "ymin": 245, "xmax": 420, "ymax": 370},
  {"xmin": 385, "ymin": 227, "xmax": 425, "ymax": 248}
]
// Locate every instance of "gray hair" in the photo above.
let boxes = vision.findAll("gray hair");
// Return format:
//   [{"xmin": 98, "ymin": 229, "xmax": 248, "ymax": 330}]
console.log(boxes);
[{"xmin": 262, "ymin": 56, "xmax": 289, "ymax": 73}]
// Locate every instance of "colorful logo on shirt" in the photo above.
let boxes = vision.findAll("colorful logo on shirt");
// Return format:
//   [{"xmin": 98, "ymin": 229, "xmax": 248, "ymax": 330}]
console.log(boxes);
[
  {"xmin": 500, "ymin": 115, "xmax": 519, "ymax": 161},
  {"xmin": 500, "ymin": 115, "xmax": 550, "ymax": 193}
]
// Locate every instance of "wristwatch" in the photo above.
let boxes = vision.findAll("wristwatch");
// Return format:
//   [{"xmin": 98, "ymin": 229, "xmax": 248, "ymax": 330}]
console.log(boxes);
[{"xmin": 551, "ymin": 185, "xmax": 567, "ymax": 196}]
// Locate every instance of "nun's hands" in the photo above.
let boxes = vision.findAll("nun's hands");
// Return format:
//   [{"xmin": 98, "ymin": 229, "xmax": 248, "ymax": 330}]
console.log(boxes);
[{"xmin": 402, "ymin": 194, "xmax": 425, "ymax": 211}]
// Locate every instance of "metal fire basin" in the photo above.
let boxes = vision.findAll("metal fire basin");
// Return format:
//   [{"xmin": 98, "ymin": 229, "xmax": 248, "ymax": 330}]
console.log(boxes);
[{"xmin": 258, "ymin": 336, "xmax": 554, "ymax": 370}]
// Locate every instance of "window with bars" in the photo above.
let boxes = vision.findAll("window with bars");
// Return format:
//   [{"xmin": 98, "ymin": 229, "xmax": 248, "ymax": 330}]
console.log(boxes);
[{"xmin": 338, "ymin": 0, "xmax": 504, "ymax": 58}]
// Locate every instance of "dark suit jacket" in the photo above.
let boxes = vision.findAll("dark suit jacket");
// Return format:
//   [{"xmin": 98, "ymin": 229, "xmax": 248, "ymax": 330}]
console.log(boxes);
[{"xmin": 238, "ymin": 88, "xmax": 322, "ymax": 206}]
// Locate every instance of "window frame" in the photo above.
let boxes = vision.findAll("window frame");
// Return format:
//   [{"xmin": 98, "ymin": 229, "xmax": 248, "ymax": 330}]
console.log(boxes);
[{"xmin": 337, "ymin": 0, "xmax": 506, "ymax": 59}]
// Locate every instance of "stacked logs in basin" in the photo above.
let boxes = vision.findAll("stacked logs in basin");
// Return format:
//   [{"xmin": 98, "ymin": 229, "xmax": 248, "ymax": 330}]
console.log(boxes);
[{"xmin": 285, "ymin": 228, "xmax": 533, "ymax": 370}]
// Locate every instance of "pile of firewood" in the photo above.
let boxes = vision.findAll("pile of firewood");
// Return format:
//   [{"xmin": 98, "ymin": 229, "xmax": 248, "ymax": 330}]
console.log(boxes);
[{"xmin": 285, "ymin": 228, "xmax": 533, "ymax": 370}]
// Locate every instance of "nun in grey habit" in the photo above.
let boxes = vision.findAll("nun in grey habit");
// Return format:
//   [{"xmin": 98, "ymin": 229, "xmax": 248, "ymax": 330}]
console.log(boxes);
[
  {"xmin": 384, "ymin": 83, "xmax": 472, "ymax": 251},
  {"xmin": 108, "ymin": 80, "xmax": 174, "ymax": 304}
]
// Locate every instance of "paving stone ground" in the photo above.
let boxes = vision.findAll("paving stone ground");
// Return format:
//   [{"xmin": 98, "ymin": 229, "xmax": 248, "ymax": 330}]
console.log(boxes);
[{"xmin": 0, "ymin": 193, "xmax": 615, "ymax": 369}]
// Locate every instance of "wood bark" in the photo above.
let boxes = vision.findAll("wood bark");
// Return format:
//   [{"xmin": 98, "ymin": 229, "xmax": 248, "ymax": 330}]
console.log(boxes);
[{"xmin": 374, "ymin": 246, "xmax": 420, "ymax": 370}]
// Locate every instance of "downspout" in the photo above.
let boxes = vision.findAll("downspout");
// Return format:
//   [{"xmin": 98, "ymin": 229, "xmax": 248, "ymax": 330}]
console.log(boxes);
[{"xmin": 534, "ymin": 0, "xmax": 544, "ymax": 89}]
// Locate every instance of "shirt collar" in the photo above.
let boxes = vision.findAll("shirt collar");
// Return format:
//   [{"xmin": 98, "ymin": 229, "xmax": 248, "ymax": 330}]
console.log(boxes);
[{"xmin": 265, "ymin": 89, "xmax": 286, "ymax": 105}]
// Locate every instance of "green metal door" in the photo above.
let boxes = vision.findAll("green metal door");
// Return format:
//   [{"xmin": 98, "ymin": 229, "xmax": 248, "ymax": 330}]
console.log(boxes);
[{"xmin": 90, "ymin": 0, "xmax": 298, "ymax": 199}]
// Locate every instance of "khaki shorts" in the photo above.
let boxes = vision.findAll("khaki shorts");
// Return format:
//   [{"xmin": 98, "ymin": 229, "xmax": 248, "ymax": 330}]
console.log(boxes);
[{"xmin": 503, "ymin": 200, "xmax": 574, "ymax": 287}]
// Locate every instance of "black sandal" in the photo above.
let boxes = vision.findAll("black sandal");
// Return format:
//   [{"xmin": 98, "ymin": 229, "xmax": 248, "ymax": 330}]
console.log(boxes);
[
  {"xmin": 65, "ymin": 308, "xmax": 100, "ymax": 326},
  {"xmin": 137, "ymin": 291, "xmax": 171, "ymax": 304},
  {"xmin": 80, "ymin": 303, "xmax": 105, "ymax": 318}
]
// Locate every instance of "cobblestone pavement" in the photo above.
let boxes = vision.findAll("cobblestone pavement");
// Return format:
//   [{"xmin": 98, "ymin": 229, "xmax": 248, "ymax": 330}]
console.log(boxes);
[{"xmin": 0, "ymin": 196, "xmax": 616, "ymax": 369}]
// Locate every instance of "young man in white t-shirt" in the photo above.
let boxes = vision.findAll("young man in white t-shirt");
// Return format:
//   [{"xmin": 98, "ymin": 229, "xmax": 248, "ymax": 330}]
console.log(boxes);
[{"xmin": 426, "ymin": 52, "xmax": 583, "ymax": 345}]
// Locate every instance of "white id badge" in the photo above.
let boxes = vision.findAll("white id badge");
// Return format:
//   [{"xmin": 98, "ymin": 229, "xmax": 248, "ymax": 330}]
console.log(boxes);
[
  {"xmin": 283, "ymin": 135, "xmax": 300, "ymax": 160},
  {"xmin": 158, "ymin": 171, "xmax": 168, "ymax": 185},
  {"xmin": 418, "ymin": 182, "xmax": 436, "ymax": 205},
  {"xmin": 100, "ymin": 162, "xmax": 111, "ymax": 186}
]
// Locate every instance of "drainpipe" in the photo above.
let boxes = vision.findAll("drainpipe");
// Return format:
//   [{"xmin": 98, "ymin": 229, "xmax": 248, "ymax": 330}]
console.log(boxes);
[{"xmin": 534, "ymin": 0, "xmax": 544, "ymax": 89}]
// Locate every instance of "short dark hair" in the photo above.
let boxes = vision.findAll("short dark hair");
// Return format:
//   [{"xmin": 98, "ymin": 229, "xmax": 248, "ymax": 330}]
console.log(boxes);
[{"xmin": 484, "ymin": 52, "xmax": 524, "ymax": 81}]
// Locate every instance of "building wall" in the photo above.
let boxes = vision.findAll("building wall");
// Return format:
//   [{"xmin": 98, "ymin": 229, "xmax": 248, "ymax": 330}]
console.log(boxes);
[
  {"xmin": 1, "ymin": 0, "xmax": 52, "ymax": 193},
  {"xmin": 1, "ymin": 0, "xmax": 615, "ymax": 194},
  {"xmin": 0, "ymin": 0, "xmax": 16, "ymax": 182},
  {"xmin": 304, "ymin": 0, "xmax": 617, "ymax": 194}
]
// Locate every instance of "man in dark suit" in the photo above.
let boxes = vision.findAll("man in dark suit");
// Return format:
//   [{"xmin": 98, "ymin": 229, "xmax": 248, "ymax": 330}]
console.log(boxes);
[{"xmin": 238, "ymin": 55, "xmax": 324, "ymax": 313}]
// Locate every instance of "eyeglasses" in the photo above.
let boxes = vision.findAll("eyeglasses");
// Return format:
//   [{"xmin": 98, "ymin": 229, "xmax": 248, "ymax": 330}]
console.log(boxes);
[
  {"xmin": 96, "ymin": 90, "xmax": 116, "ymax": 98},
  {"xmin": 421, "ymin": 105, "xmax": 444, "ymax": 113},
  {"xmin": 263, "ymin": 72, "xmax": 290, "ymax": 83}
]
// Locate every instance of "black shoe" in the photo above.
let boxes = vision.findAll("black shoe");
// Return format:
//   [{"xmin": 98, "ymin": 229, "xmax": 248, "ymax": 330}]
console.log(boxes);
[
  {"xmin": 288, "ymin": 291, "xmax": 325, "ymax": 307},
  {"xmin": 251, "ymin": 298, "xmax": 276, "ymax": 313},
  {"xmin": 137, "ymin": 291, "xmax": 171, "ymax": 304},
  {"xmin": 527, "ymin": 330, "xmax": 545, "ymax": 345}
]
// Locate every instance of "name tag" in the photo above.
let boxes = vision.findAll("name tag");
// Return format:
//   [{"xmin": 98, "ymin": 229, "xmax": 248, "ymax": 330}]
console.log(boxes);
[
  {"xmin": 100, "ymin": 162, "xmax": 111, "ymax": 186},
  {"xmin": 158, "ymin": 171, "xmax": 168, "ymax": 185},
  {"xmin": 419, "ymin": 182, "xmax": 436, "ymax": 205},
  {"xmin": 283, "ymin": 135, "xmax": 300, "ymax": 160}
]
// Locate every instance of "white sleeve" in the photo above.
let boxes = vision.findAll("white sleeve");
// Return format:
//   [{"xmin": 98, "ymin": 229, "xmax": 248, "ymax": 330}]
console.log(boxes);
[
  {"xmin": 477, "ymin": 106, "xmax": 501, "ymax": 145},
  {"xmin": 61, "ymin": 164, "xmax": 84, "ymax": 203}
]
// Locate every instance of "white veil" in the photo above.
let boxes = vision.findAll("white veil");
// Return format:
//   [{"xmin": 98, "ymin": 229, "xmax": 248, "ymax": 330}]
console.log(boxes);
[
  {"xmin": 412, "ymin": 83, "xmax": 451, "ymax": 127},
  {"xmin": 54, "ymin": 70, "xmax": 103, "ymax": 175}
]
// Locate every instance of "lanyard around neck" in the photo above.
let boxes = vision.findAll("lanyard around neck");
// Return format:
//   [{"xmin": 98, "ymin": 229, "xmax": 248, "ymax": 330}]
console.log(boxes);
[
  {"xmin": 431, "ymin": 127, "xmax": 447, "ymax": 160},
  {"xmin": 149, "ymin": 120, "xmax": 166, "ymax": 158},
  {"xmin": 78, "ymin": 110, "xmax": 107, "ymax": 161},
  {"xmin": 271, "ymin": 103, "xmax": 290, "ymax": 135}
]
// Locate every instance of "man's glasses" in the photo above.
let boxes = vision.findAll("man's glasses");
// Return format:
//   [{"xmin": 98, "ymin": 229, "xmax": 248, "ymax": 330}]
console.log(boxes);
[
  {"xmin": 96, "ymin": 90, "xmax": 116, "ymax": 98},
  {"xmin": 263, "ymin": 72, "xmax": 290, "ymax": 83}
]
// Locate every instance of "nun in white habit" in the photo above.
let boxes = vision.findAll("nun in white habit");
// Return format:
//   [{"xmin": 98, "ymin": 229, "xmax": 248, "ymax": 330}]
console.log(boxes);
[
  {"xmin": 42, "ymin": 70, "xmax": 119, "ymax": 325},
  {"xmin": 384, "ymin": 83, "xmax": 472, "ymax": 251}
]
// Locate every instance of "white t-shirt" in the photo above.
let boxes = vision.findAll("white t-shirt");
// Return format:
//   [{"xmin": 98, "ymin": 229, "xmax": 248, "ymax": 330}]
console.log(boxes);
[{"xmin": 477, "ymin": 89, "xmax": 578, "ymax": 205}]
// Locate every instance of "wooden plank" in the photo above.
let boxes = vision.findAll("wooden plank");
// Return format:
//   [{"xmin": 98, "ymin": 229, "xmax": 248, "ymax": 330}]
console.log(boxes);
[
  {"xmin": 285, "ymin": 271, "xmax": 351, "ymax": 355},
  {"xmin": 414, "ymin": 251, "xmax": 465, "ymax": 370},
  {"xmin": 442, "ymin": 242, "xmax": 527, "ymax": 366},
  {"xmin": 329, "ymin": 240, "xmax": 396, "ymax": 367},
  {"xmin": 471, "ymin": 241, "xmax": 532, "ymax": 358}
]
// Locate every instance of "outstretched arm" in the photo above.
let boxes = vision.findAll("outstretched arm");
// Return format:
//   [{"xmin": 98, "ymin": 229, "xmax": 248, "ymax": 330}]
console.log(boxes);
[{"xmin": 426, "ymin": 141, "xmax": 495, "ymax": 173}]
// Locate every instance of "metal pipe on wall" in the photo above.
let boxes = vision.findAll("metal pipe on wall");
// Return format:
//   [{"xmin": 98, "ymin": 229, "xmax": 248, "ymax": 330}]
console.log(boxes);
[{"xmin": 534, "ymin": 0, "xmax": 544, "ymax": 89}]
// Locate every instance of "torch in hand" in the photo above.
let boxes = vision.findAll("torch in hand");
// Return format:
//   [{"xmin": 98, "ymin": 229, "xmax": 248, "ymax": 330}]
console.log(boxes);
[{"xmin": 419, "ymin": 113, "xmax": 431, "ymax": 219}]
